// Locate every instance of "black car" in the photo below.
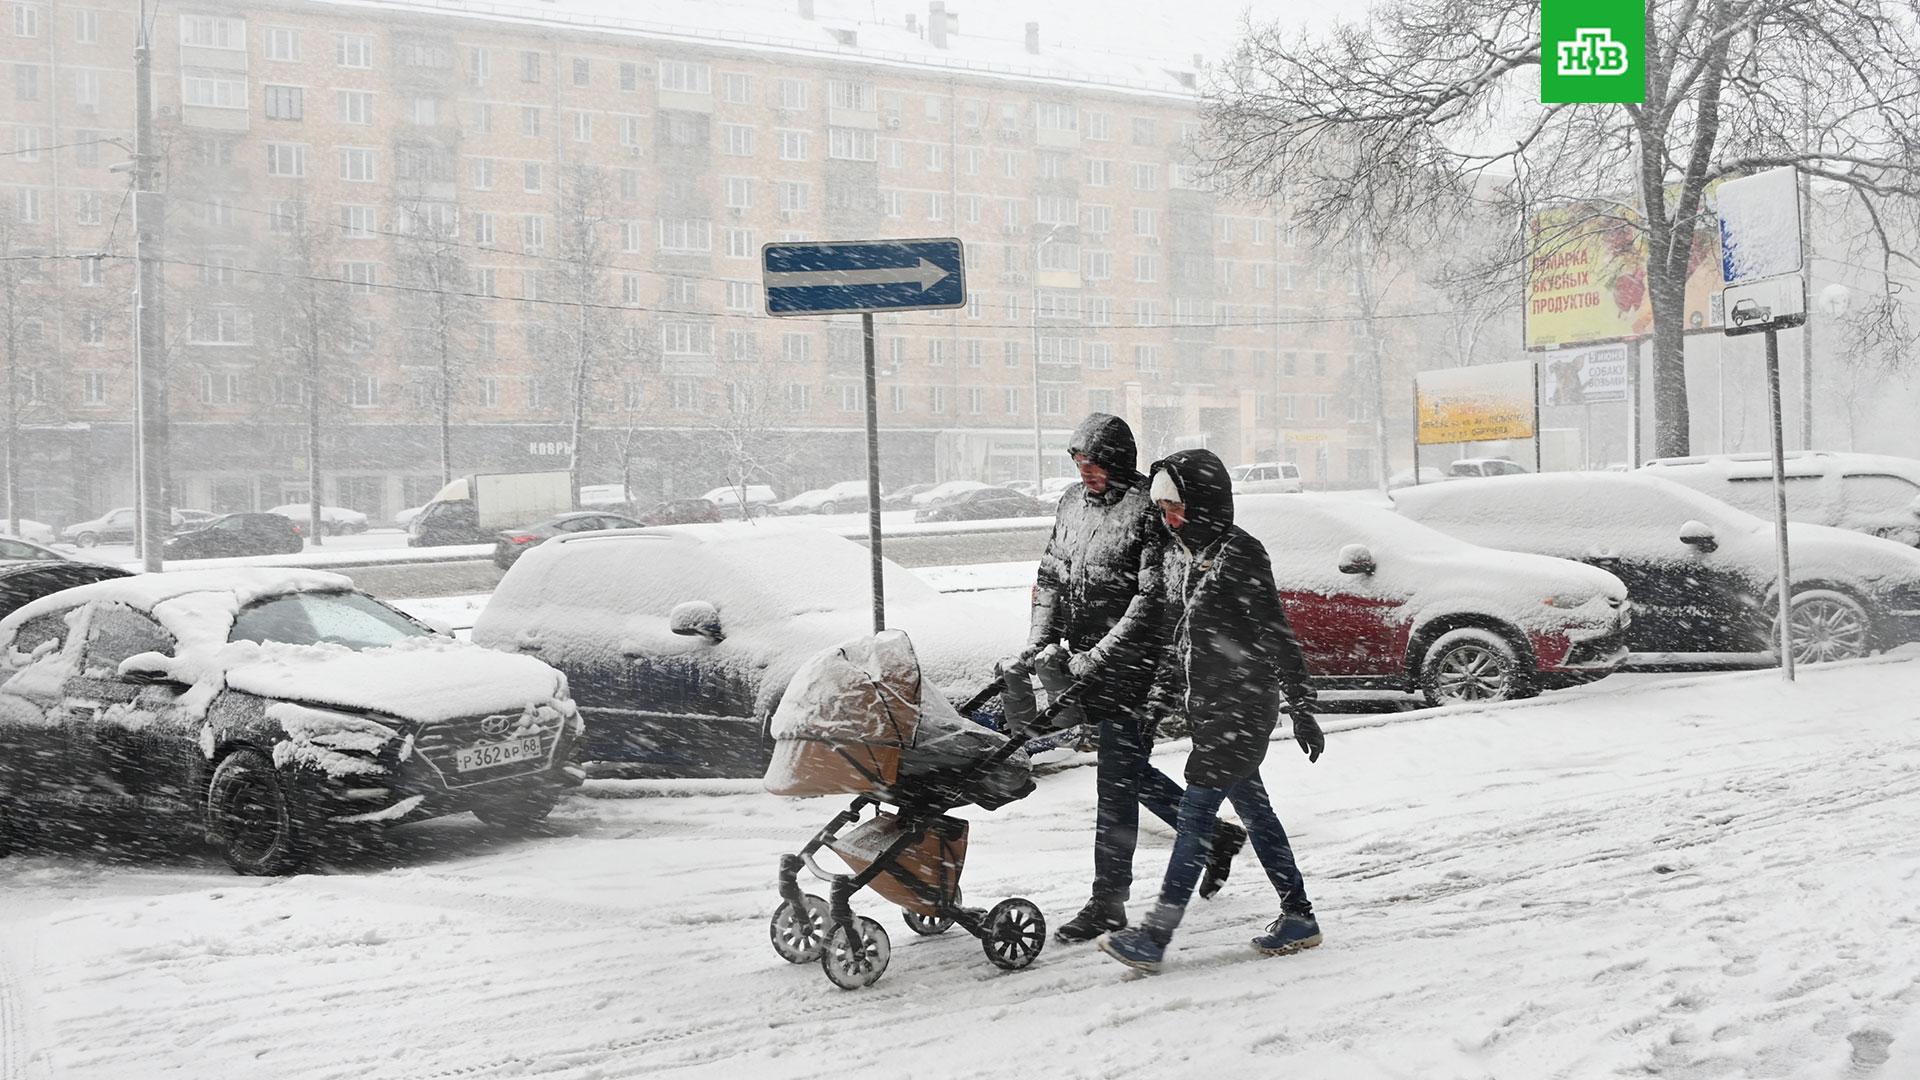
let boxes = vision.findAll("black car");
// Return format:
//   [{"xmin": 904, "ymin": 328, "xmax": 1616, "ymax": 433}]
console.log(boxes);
[
  {"xmin": 163, "ymin": 513, "xmax": 305, "ymax": 560},
  {"xmin": 913, "ymin": 486, "xmax": 1053, "ymax": 523},
  {"xmin": 0, "ymin": 560, "xmax": 131, "ymax": 620},
  {"xmin": 0, "ymin": 568, "xmax": 584, "ymax": 872},
  {"xmin": 636, "ymin": 499, "xmax": 723, "ymax": 526},
  {"xmin": 493, "ymin": 511, "xmax": 644, "ymax": 569},
  {"xmin": 0, "ymin": 537, "xmax": 70, "ymax": 563}
]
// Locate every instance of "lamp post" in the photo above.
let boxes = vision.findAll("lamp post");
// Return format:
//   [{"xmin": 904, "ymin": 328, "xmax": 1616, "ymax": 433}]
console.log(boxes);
[{"xmin": 1030, "ymin": 222, "xmax": 1068, "ymax": 490}]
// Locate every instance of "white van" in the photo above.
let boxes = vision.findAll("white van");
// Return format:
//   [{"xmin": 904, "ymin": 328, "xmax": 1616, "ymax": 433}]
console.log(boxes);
[
  {"xmin": 1640, "ymin": 451, "xmax": 1920, "ymax": 548},
  {"xmin": 1228, "ymin": 462, "xmax": 1304, "ymax": 494}
]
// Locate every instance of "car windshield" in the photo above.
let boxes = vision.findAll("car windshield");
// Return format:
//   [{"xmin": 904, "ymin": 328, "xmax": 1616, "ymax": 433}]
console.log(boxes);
[{"xmin": 228, "ymin": 590, "xmax": 434, "ymax": 650}]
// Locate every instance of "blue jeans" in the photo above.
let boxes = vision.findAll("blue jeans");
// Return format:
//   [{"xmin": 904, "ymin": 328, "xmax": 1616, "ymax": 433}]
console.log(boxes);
[
  {"xmin": 1158, "ymin": 773, "xmax": 1312, "ymax": 916},
  {"xmin": 1091, "ymin": 701, "xmax": 1186, "ymax": 900}
]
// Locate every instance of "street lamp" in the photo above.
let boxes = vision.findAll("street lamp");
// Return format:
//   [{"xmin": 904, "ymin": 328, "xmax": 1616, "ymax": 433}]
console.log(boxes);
[{"xmin": 1031, "ymin": 222, "xmax": 1069, "ymax": 490}]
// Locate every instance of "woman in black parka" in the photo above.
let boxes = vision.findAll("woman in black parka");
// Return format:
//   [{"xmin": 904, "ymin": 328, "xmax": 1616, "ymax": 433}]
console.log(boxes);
[{"xmin": 1097, "ymin": 448, "xmax": 1328, "ymax": 973}]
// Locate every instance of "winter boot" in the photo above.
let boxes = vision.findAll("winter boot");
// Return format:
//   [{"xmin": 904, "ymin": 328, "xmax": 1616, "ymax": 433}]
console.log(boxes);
[
  {"xmin": 1251, "ymin": 912, "xmax": 1323, "ymax": 957},
  {"xmin": 1097, "ymin": 902, "xmax": 1183, "ymax": 974},
  {"xmin": 1197, "ymin": 820, "xmax": 1248, "ymax": 900},
  {"xmin": 1053, "ymin": 896, "xmax": 1127, "ymax": 944}
]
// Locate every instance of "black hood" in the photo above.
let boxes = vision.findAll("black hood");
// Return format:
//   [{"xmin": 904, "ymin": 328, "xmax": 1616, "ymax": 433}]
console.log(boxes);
[
  {"xmin": 1067, "ymin": 413, "xmax": 1140, "ymax": 487},
  {"xmin": 1149, "ymin": 448, "xmax": 1235, "ymax": 550}
]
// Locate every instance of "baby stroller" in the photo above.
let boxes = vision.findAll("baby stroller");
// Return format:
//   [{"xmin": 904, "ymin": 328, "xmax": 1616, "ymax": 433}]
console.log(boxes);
[{"xmin": 763, "ymin": 630, "xmax": 1073, "ymax": 990}]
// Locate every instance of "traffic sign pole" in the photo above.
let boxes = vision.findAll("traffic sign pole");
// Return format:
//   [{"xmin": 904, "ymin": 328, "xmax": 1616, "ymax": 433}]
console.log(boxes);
[
  {"xmin": 862, "ymin": 311, "xmax": 885, "ymax": 634},
  {"xmin": 1766, "ymin": 327, "xmax": 1795, "ymax": 681}
]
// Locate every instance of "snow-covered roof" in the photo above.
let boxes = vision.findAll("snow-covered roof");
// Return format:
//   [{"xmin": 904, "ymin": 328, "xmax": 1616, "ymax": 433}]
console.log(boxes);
[
  {"xmin": 0, "ymin": 568, "xmax": 355, "ymax": 633},
  {"xmin": 1642, "ymin": 451, "xmax": 1920, "ymax": 483},
  {"xmin": 318, "ymin": 0, "xmax": 1212, "ymax": 99}
]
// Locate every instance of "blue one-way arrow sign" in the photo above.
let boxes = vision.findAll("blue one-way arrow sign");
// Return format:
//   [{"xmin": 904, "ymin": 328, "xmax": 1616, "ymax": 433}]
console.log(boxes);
[{"xmin": 762, "ymin": 237, "xmax": 966, "ymax": 316}]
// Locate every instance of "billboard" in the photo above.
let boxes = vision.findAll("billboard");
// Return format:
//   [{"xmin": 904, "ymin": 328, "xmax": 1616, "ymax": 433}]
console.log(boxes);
[
  {"xmin": 1416, "ymin": 361, "xmax": 1538, "ymax": 446},
  {"xmin": 1524, "ymin": 198, "xmax": 1725, "ymax": 349},
  {"xmin": 1541, "ymin": 344, "xmax": 1629, "ymax": 406}
]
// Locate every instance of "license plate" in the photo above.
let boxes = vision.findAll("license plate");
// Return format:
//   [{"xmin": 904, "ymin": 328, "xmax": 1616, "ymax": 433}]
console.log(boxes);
[{"xmin": 455, "ymin": 736, "xmax": 544, "ymax": 772}]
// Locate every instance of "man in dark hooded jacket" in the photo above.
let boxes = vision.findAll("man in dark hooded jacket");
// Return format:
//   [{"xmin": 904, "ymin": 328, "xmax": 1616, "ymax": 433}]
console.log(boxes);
[
  {"xmin": 1095, "ymin": 448, "xmax": 1327, "ymax": 973},
  {"xmin": 1027, "ymin": 414, "xmax": 1249, "ymax": 945}
]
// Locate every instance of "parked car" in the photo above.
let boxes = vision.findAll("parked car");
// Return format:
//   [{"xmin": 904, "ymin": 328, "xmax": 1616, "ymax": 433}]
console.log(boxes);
[
  {"xmin": 409, "ymin": 472, "xmax": 573, "ymax": 547},
  {"xmin": 912, "ymin": 480, "xmax": 992, "ymax": 506},
  {"xmin": 1387, "ymin": 467, "xmax": 1454, "ymax": 490},
  {"xmin": 637, "ymin": 498, "xmax": 723, "ymax": 526},
  {"xmin": 0, "ymin": 517, "xmax": 55, "ymax": 546},
  {"xmin": 0, "ymin": 568, "xmax": 583, "ymax": 872},
  {"xmin": 1448, "ymin": 458, "xmax": 1532, "ymax": 478},
  {"xmin": 267, "ymin": 503, "xmax": 370, "ymax": 537},
  {"xmin": 470, "ymin": 527, "xmax": 1012, "ymax": 777},
  {"xmin": 1393, "ymin": 472, "xmax": 1920, "ymax": 667},
  {"xmin": 913, "ymin": 486, "xmax": 1054, "ymax": 523},
  {"xmin": 493, "ymin": 510, "xmax": 644, "ymax": 569},
  {"xmin": 773, "ymin": 480, "xmax": 872, "ymax": 516},
  {"xmin": 1640, "ymin": 451, "xmax": 1920, "ymax": 549},
  {"xmin": 1237, "ymin": 495, "xmax": 1628, "ymax": 705},
  {"xmin": 0, "ymin": 537, "xmax": 70, "ymax": 563},
  {"xmin": 61, "ymin": 507, "xmax": 186, "ymax": 547},
  {"xmin": 881, "ymin": 482, "xmax": 938, "ymax": 510},
  {"xmin": 1229, "ymin": 461, "xmax": 1305, "ymax": 494},
  {"xmin": 162, "ymin": 513, "xmax": 305, "ymax": 560},
  {"xmin": 0, "ymin": 560, "xmax": 129, "ymax": 620},
  {"xmin": 393, "ymin": 504, "xmax": 427, "ymax": 530},
  {"xmin": 702, "ymin": 484, "xmax": 778, "ymax": 517},
  {"xmin": 175, "ymin": 508, "xmax": 220, "ymax": 529}
]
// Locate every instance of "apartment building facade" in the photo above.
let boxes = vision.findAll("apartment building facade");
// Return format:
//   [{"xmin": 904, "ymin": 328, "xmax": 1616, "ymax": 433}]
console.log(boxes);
[{"xmin": 1, "ymin": 0, "xmax": 1393, "ymax": 524}]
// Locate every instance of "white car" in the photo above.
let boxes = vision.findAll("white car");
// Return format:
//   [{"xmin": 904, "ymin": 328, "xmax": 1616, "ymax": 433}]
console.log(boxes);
[
  {"xmin": 393, "ymin": 504, "xmax": 427, "ymax": 529},
  {"xmin": 912, "ymin": 480, "xmax": 991, "ymax": 506},
  {"xmin": 0, "ymin": 517, "xmax": 55, "ymax": 546},
  {"xmin": 1238, "ymin": 495, "xmax": 1629, "ymax": 704},
  {"xmin": 1394, "ymin": 472, "xmax": 1920, "ymax": 667},
  {"xmin": 61, "ymin": 507, "xmax": 186, "ymax": 547},
  {"xmin": 1640, "ymin": 451, "xmax": 1920, "ymax": 548},
  {"xmin": 1229, "ymin": 461, "xmax": 1304, "ymax": 494},
  {"xmin": 1448, "ymin": 457, "xmax": 1532, "ymax": 478},
  {"xmin": 267, "ymin": 504, "xmax": 370, "ymax": 536},
  {"xmin": 0, "ymin": 568, "xmax": 582, "ymax": 872},
  {"xmin": 471, "ymin": 525, "xmax": 1017, "ymax": 776},
  {"xmin": 701, "ymin": 484, "xmax": 778, "ymax": 514},
  {"xmin": 773, "ymin": 480, "xmax": 871, "ymax": 516}
]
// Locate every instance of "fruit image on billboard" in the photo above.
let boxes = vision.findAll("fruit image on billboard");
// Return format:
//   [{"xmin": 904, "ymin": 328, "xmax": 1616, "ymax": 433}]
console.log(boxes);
[
  {"xmin": 1525, "ymin": 200, "xmax": 1724, "ymax": 349},
  {"xmin": 1416, "ymin": 361, "xmax": 1538, "ymax": 445}
]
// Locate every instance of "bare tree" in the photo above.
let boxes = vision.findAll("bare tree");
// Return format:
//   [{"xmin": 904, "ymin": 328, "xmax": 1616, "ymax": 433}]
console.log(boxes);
[
  {"xmin": 0, "ymin": 211, "xmax": 53, "ymax": 537},
  {"xmin": 1205, "ymin": 0, "xmax": 1920, "ymax": 457},
  {"xmin": 701, "ymin": 360, "xmax": 799, "ymax": 520},
  {"xmin": 553, "ymin": 164, "xmax": 616, "ymax": 505},
  {"xmin": 257, "ymin": 194, "xmax": 350, "ymax": 547},
  {"xmin": 392, "ymin": 195, "xmax": 474, "ymax": 486}
]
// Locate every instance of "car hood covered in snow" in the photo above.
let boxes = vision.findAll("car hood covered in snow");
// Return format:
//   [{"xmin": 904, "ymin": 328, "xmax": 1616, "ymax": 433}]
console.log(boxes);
[{"xmin": 213, "ymin": 638, "xmax": 568, "ymax": 724}]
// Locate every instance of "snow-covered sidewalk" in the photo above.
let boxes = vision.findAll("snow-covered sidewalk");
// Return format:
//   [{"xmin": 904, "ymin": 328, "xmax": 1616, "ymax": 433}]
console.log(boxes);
[{"xmin": 3, "ymin": 659, "xmax": 1917, "ymax": 1079}]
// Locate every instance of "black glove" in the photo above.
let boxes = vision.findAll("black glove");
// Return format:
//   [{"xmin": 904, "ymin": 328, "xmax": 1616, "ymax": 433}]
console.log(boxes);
[{"xmin": 1290, "ymin": 710, "xmax": 1324, "ymax": 763}]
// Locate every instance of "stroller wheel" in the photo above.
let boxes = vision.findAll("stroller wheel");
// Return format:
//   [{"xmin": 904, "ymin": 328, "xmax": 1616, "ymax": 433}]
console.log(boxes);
[
  {"xmin": 821, "ymin": 916, "xmax": 891, "ymax": 990},
  {"xmin": 903, "ymin": 891, "xmax": 958, "ymax": 936},
  {"xmin": 981, "ymin": 898, "xmax": 1046, "ymax": 971},
  {"xmin": 769, "ymin": 894, "xmax": 831, "ymax": 964}
]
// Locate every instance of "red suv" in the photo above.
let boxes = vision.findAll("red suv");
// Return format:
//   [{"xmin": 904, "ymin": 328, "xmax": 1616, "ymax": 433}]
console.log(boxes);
[{"xmin": 1236, "ymin": 495, "xmax": 1630, "ymax": 705}]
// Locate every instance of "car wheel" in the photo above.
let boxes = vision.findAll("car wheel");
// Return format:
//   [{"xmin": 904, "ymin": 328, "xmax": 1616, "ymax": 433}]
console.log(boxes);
[
  {"xmin": 206, "ymin": 748, "xmax": 311, "ymax": 876},
  {"xmin": 1420, "ymin": 627, "xmax": 1528, "ymax": 707},
  {"xmin": 471, "ymin": 788, "xmax": 562, "ymax": 831},
  {"xmin": 75, "ymin": 531, "xmax": 98, "ymax": 548},
  {"xmin": 1776, "ymin": 589, "xmax": 1873, "ymax": 665}
]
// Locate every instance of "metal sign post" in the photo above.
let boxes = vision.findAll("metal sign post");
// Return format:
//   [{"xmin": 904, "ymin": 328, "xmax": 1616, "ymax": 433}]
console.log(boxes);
[
  {"xmin": 763, "ymin": 238, "xmax": 968, "ymax": 634},
  {"xmin": 1718, "ymin": 167, "xmax": 1808, "ymax": 680}
]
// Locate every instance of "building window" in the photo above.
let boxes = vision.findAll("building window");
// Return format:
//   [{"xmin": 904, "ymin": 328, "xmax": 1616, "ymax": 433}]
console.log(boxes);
[
  {"xmin": 1134, "ymin": 344, "xmax": 1159, "ymax": 371},
  {"xmin": 1133, "ymin": 254, "xmax": 1158, "ymax": 282},
  {"xmin": 467, "ymin": 46, "xmax": 490, "ymax": 86},
  {"xmin": 74, "ymin": 192, "xmax": 101, "ymax": 227},
  {"xmin": 263, "ymin": 84, "xmax": 302, "ymax": 120},
  {"xmin": 722, "ymin": 123, "xmax": 753, "ymax": 156},
  {"xmin": 777, "ymin": 77, "xmax": 808, "ymax": 110},
  {"xmin": 336, "ymin": 90, "xmax": 372, "ymax": 125},
  {"xmin": 200, "ymin": 370, "xmax": 239, "ymax": 405},
  {"xmin": 724, "ymin": 176, "xmax": 752, "ymax": 210},
  {"xmin": 336, "ymin": 33, "xmax": 371, "ymax": 68},
  {"xmin": 722, "ymin": 72, "xmax": 751, "ymax": 103},
  {"xmin": 181, "ymin": 76, "xmax": 246, "ymax": 109},
  {"xmin": 782, "ymin": 332, "xmax": 811, "ymax": 363},
  {"xmin": 778, "ymin": 130, "xmax": 808, "ymax": 161},
  {"xmin": 523, "ymin": 162, "xmax": 542, "ymax": 193},
  {"xmin": 572, "ymin": 57, "xmax": 589, "ymax": 86},
  {"xmin": 726, "ymin": 281, "xmax": 753, "ymax": 311},
  {"xmin": 828, "ymin": 127, "xmax": 876, "ymax": 161},
  {"xmin": 572, "ymin": 111, "xmax": 591, "ymax": 142},
  {"xmin": 338, "ymin": 147, "xmax": 376, "ymax": 182},
  {"xmin": 659, "ymin": 60, "xmax": 710, "ymax": 94},
  {"xmin": 657, "ymin": 217, "xmax": 712, "ymax": 253},
  {"xmin": 618, "ymin": 61, "xmax": 639, "ymax": 92},
  {"xmin": 725, "ymin": 228, "xmax": 752, "ymax": 258},
  {"xmin": 14, "ymin": 64, "xmax": 39, "ymax": 101},
  {"xmin": 178, "ymin": 14, "xmax": 245, "ymax": 49},
  {"xmin": 349, "ymin": 375, "xmax": 379, "ymax": 407},
  {"xmin": 520, "ymin": 106, "xmax": 541, "ymax": 137},
  {"xmin": 265, "ymin": 142, "xmax": 307, "ymax": 177},
  {"xmin": 518, "ymin": 49, "xmax": 540, "ymax": 83},
  {"xmin": 777, "ymin": 182, "xmax": 809, "ymax": 213},
  {"xmin": 338, "ymin": 261, "xmax": 376, "ymax": 293},
  {"xmin": 338, "ymin": 204, "xmax": 376, "ymax": 238},
  {"xmin": 82, "ymin": 370, "xmax": 107, "ymax": 403}
]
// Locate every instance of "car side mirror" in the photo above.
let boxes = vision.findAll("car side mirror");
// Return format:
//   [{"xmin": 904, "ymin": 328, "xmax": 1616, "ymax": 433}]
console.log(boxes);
[
  {"xmin": 1908, "ymin": 494, "xmax": 1920, "ymax": 519},
  {"xmin": 669, "ymin": 600, "xmax": 724, "ymax": 642},
  {"xmin": 1337, "ymin": 543, "xmax": 1377, "ymax": 576},
  {"xmin": 118, "ymin": 651, "xmax": 183, "ymax": 686},
  {"xmin": 1679, "ymin": 520, "xmax": 1718, "ymax": 553}
]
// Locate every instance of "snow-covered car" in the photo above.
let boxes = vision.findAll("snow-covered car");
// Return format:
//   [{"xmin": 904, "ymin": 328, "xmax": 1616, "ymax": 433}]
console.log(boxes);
[
  {"xmin": 493, "ymin": 510, "xmax": 643, "ymax": 569},
  {"xmin": 266, "ymin": 503, "xmax": 370, "ymax": 536},
  {"xmin": 913, "ymin": 487, "xmax": 1054, "ymax": 523},
  {"xmin": 0, "ymin": 518, "xmax": 56, "ymax": 546},
  {"xmin": 61, "ymin": 507, "xmax": 186, "ymax": 547},
  {"xmin": 393, "ymin": 504, "xmax": 427, "ymax": 529},
  {"xmin": 773, "ymin": 480, "xmax": 871, "ymax": 516},
  {"xmin": 1238, "ymin": 495, "xmax": 1629, "ymax": 704},
  {"xmin": 0, "ymin": 569, "xmax": 583, "ymax": 873},
  {"xmin": 1393, "ymin": 472, "xmax": 1920, "ymax": 667},
  {"xmin": 912, "ymin": 480, "xmax": 992, "ymax": 506},
  {"xmin": 1230, "ymin": 461, "xmax": 1305, "ymax": 494},
  {"xmin": 0, "ymin": 560, "xmax": 130, "ymax": 620},
  {"xmin": 1448, "ymin": 458, "xmax": 1531, "ymax": 478},
  {"xmin": 0, "ymin": 537, "xmax": 70, "ymax": 563},
  {"xmin": 1387, "ymin": 467, "xmax": 1454, "ymax": 489},
  {"xmin": 162, "ymin": 513, "xmax": 305, "ymax": 560},
  {"xmin": 701, "ymin": 484, "xmax": 778, "ymax": 513},
  {"xmin": 1040, "ymin": 476, "xmax": 1076, "ymax": 499},
  {"xmin": 471, "ymin": 526, "xmax": 1015, "ymax": 777},
  {"xmin": 1640, "ymin": 451, "xmax": 1920, "ymax": 548}
]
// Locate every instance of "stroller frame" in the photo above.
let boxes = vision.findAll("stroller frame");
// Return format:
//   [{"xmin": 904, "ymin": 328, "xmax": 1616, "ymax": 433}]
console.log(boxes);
[{"xmin": 769, "ymin": 675, "xmax": 1069, "ymax": 989}]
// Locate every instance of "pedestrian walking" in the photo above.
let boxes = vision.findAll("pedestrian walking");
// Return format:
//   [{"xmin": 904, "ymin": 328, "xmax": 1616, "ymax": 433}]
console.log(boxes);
[
  {"xmin": 1096, "ymin": 448, "xmax": 1327, "ymax": 973},
  {"xmin": 1026, "ymin": 414, "xmax": 1249, "ymax": 946}
]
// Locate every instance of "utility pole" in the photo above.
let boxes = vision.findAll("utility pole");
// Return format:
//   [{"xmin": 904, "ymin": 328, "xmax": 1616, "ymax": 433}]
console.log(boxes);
[
  {"xmin": 1797, "ymin": 165, "xmax": 1815, "ymax": 450},
  {"xmin": 133, "ymin": 0, "xmax": 169, "ymax": 572}
]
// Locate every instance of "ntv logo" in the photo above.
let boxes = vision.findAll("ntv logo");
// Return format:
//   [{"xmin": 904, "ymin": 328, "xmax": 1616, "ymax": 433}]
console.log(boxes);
[{"xmin": 1557, "ymin": 28, "xmax": 1630, "ymax": 77}]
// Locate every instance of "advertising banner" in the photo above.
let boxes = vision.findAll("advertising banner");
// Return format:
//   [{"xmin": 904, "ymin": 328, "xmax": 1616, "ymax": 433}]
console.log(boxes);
[
  {"xmin": 1541, "ymin": 344, "xmax": 1629, "ymax": 406},
  {"xmin": 1524, "ymin": 199, "xmax": 1726, "ymax": 349},
  {"xmin": 1416, "ymin": 362, "xmax": 1538, "ymax": 446}
]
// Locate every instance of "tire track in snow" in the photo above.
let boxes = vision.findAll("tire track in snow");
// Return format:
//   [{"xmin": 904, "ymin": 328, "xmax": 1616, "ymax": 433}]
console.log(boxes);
[{"xmin": 0, "ymin": 938, "xmax": 31, "ymax": 1080}]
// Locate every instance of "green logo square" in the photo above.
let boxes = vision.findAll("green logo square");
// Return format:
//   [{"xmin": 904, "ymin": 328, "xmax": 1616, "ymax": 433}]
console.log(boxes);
[{"xmin": 1541, "ymin": 0, "xmax": 1646, "ymax": 103}]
